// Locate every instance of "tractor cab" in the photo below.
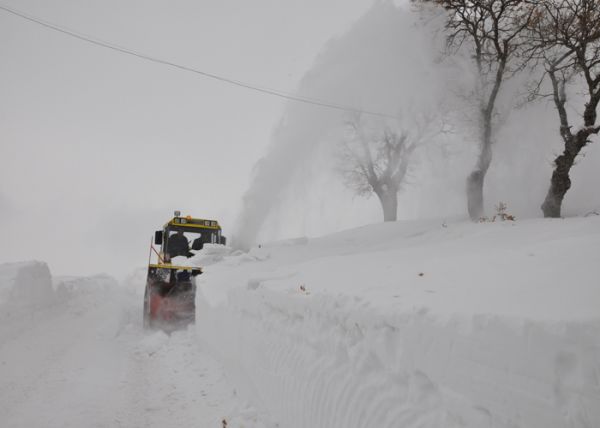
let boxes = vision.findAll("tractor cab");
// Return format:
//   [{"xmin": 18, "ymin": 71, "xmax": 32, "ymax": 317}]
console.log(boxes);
[
  {"xmin": 154, "ymin": 212, "xmax": 226, "ymax": 261},
  {"xmin": 143, "ymin": 211, "xmax": 227, "ymax": 329}
]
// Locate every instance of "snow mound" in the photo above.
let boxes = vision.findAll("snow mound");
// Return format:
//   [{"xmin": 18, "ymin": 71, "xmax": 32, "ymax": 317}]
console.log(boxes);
[
  {"xmin": 0, "ymin": 260, "xmax": 54, "ymax": 308},
  {"xmin": 170, "ymin": 244, "xmax": 270, "ymax": 271},
  {"xmin": 54, "ymin": 273, "xmax": 118, "ymax": 294},
  {"xmin": 170, "ymin": 244, "xmax": 235, "ymax": 268}
]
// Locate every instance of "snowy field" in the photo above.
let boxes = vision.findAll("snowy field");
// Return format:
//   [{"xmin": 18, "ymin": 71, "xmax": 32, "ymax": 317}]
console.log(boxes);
[{"xmin": 1, "ymin": 216, "xmax": 599, "ymax": 427}]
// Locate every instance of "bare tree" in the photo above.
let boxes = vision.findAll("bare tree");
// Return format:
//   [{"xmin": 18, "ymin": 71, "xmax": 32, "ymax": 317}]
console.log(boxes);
[
  {"xmin": 526, "ymin": 0, "xmax": 600, "ymax": 217},
  {"xmin": 416, "ymin": 0, "xmax": 536, "ymax": 220},
  {"xmin": 338, "ymin": 115, "xmax": 442, "ymax": 221}
]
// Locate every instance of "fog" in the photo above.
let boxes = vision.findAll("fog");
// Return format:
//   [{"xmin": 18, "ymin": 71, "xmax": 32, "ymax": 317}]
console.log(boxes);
[{"xmin": 234, "ymin": 0, "xmax": 600, "ymax": 248}]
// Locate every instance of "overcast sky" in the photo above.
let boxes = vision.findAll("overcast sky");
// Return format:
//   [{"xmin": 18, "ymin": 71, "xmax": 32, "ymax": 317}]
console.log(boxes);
[{"xmin": 0, "ymin": 0, "xmax": 376, "ymax": 277}]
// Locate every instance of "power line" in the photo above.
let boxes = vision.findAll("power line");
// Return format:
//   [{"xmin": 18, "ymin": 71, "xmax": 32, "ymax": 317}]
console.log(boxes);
[{"xmin": 0, "ymin": 3, "xmax": 399, "ymax": 120}]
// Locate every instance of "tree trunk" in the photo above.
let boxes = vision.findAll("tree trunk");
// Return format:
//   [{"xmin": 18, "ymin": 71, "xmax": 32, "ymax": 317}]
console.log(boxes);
[
  {"xmin": 541, "ymin": 150, "xmax": 576, "ymax": 218},
  {"xmin": 467, "ymin": 116, "xmax": 493, "ymax": 221},
  {"xmin": 376, "ymin": 190, "xmax": 398, "ymax": 222},
  {"xmin": 541, "ymin": 125, "xmax": 599, "ymax": 218},
  {"xmin": 466, "ymin": 169, "xmax": 486, "ymax": 221},
  {"xmin": 541, "ymin": 83, "xmax": 599, "ymax": 218}
]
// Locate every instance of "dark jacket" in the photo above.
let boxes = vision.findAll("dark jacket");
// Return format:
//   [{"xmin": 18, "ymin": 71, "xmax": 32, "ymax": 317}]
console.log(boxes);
[{"xmin": 168, "ymin": 234, "xmax": 189, "ymax": 257}]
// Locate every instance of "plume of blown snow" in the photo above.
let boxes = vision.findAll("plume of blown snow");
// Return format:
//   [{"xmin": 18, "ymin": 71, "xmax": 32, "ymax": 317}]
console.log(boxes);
[{"xmin": 233, "ymin": 1, "xmax": 448, "ymax": 249}]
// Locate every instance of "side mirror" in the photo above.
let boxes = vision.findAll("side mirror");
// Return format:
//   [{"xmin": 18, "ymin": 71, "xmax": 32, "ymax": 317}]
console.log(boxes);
[
  {"xmin": 220, "ymin": 236, "xmax": 227, "ymax": 246},
  {"xmin": 154, "ymin": 230, "xmax": 163, "ymax": 245}
]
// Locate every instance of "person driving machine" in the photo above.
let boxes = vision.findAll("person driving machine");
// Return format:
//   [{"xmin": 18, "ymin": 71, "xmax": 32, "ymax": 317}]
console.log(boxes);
[{"xmin": 167, "ymin": 230, "xmax": 189, "ymax": 258}]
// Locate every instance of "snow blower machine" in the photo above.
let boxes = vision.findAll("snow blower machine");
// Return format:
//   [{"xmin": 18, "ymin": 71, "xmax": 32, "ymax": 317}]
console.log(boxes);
[{"xmin": 143, "ymin": 211, "xmax": 226, "ymax": 329}]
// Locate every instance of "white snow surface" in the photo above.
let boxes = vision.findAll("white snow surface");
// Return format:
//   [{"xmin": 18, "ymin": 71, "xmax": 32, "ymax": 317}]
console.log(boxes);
[
  {"xmin": 1, "ymin": 218, "xmax": 599, "ymax": 428},
  {"xmin": 196, "ymin": 217, "xmax": 600, "ymax": 428}
]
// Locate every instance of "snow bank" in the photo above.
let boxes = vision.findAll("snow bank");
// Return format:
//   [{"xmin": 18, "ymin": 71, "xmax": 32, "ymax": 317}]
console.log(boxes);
[
  {"xmin": 54, "ymin": 273, "xmax": 118, "ymax": 297},
  {"xmin": 197, "ymin": 217, "xmax": 600, "ymax": 428},
  {"xmin": 0, "ymin": 260, "xmax": 54, "ymax": 308}
]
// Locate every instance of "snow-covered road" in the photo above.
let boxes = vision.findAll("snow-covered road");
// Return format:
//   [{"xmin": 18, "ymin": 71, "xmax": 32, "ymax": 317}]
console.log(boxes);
[
  {"xmin": 2, "ymin": 217, "xmax": 599, "ymax": 428},
  {"xmin": 0, "ymin": 268, "xmax": 267, "ymax": 428}
]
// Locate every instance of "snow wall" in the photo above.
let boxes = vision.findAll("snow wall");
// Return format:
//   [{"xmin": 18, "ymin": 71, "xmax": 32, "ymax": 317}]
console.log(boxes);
[
  {"xmin": 199, "ymin": 291, "xmax": 599, "ymax": 428},
  {"xmin": 0, "ymin": 261, "xmax": 54, "ymax": 308},
  {"xmin": 0, "ymin": 260, "xmax": 118, "ymax": 310},
  {"xmin": 0, "ymin": 261, "xmax": 122, "ymax": 346}
]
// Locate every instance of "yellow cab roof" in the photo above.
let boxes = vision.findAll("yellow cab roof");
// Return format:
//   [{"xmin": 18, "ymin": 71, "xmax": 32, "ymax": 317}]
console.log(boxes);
[{"xmin": 164, "ymin": 216, "xmax": 221, "ymax": 231}]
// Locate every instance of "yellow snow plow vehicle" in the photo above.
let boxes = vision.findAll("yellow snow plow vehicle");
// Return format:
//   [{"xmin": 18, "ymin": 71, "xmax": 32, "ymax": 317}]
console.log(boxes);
[{"xmin": 143, "ymin": 211, "xmax": 226, "ymax": 329}]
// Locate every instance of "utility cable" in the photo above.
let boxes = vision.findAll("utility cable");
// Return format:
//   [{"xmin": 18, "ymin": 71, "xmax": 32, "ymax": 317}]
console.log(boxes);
[{"xmin": 0, "ymin": 3, "xmax": 399, "ymax": 120}]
